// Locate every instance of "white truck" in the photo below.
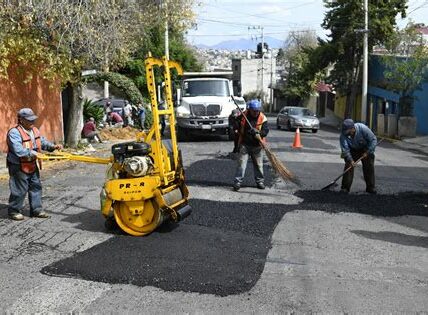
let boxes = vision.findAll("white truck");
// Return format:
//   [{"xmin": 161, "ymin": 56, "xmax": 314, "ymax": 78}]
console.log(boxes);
[{"xmin": 175, "ymin": 72, "xmax": 245, "ymax": 140}]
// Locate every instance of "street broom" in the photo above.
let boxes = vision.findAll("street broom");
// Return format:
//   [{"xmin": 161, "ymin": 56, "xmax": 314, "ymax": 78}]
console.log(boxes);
[{"xmin": 231, "ymin": 97, "xmax": 299, "ymax": 184}]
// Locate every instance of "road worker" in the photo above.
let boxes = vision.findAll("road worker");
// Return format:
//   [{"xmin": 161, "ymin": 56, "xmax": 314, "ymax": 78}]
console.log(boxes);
[
  {"xmin": 6, "ymin": 108, "xmax": 63, "ymax": 220},
  {"xmin": 233, "ymin": 99, "xmax": 269, "ymax": 191},
  {"xmin": 340, "ymin": 118, "xmax": 377, "ymax": 194}
]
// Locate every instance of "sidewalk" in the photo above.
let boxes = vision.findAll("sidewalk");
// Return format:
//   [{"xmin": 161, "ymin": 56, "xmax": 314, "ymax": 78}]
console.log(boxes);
[{"xmin": 320, "ymin": 116, "xmax": 428, "ymax": 156}]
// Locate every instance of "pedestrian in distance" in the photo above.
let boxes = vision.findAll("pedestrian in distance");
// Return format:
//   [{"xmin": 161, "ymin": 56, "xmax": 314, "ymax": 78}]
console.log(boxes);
[
  {"xmin": 123, "ymin": 100, "xmax": 134, "ymax": 127},
  {"xmin": 6, "ymin": 108, "xmax": 63, "ymax": 220},
  {"xmin": 158, "ymin": 101, "xmax": 166, "ymax": 136},
  {"xmin": 103, "ymin": 101, "xmax": 113, "ymax": 122},
  {"xmin": 233, "ymin": 99, "xmax": 269, "ymax": 191},
  {"xmin": 340, "ymin": 118, "xmax": 377, "ymax": 194},
  {"xmin": 138, "ymin": 104, "xmax": 146, "ymax": 130},
  {"xmin": 82, "ymin": 117, "xmax": 103, "ymax": 143},
  {"xmin": 107, "ymin": 111, "xmax": 124, "ymax": 128}
]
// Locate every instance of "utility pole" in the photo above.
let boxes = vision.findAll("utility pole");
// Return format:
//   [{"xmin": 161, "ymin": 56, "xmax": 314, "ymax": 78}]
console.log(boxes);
[
  {"xmin": 157, "ymin": 0, "xmax": 169, "ymax": 60},
  {"xmin": 164, "ymin": 0, "xmax": 169, "ymax": 60},
  {"xmin": 261, "ymin": 27, "xmax": 264, "ymax": 107},
  {"xmin": 248, "ymin": 25, "xmax": 264, "ymax": 107},
  {"xmin": 361, "ymin": 0, "xmax": 368, "ymax": 123},
  {"xmin": 270, "ymin": 50, "xmax": 274, "ymax": 112}
]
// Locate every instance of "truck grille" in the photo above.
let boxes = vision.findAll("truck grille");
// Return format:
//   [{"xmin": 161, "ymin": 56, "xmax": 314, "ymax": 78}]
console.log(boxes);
[{"xmin": 190, "ymin": 104, "xmax": 221, "ymax": 116}]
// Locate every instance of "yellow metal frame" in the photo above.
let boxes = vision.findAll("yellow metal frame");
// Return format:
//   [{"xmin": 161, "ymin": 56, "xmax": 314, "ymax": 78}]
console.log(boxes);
[
  {"xmin": 144, "ymin": 56, "xmax": 183, "ymax": 186},
  {"xmin": 38, "ymin": 56, "xmax": 189, "ymax": 236}
]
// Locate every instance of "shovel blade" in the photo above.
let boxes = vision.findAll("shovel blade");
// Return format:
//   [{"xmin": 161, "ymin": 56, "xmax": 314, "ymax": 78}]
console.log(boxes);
[{"xmin": 321, "ymin": 181, "xmax": 338, "ymax": 191}]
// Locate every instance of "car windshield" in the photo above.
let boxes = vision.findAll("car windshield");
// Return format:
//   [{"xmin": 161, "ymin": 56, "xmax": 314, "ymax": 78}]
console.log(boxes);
[
  {"xmin": 289, "ymin": 108, "xmax": 314, "ymax": 116},
  {"xmin": 183, "ymin": 80, "xmax": 230, "ymax": 97}
]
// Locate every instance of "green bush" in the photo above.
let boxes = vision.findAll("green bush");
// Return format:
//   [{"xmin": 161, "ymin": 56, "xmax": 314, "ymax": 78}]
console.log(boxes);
[{"xmin": 82, "ymin": 98, "xmax": 104, "ymax": 124}]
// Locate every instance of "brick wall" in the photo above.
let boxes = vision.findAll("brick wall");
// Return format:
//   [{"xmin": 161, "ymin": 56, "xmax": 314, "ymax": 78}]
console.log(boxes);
[{"xmin": 0, "ymin": 68, "xmax": 63, "ymax": 152}]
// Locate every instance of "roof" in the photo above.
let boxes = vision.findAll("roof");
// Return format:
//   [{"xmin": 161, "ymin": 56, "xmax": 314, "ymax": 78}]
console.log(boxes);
[
  {"xmin": 315, "ymin": 81, "xmax": 333, "ymax": 92},
  {"xmin": 183, "ymin": 71, "xmax": 233, "ymax": 79},
  {"xmin": 416, "ymin": 27, "xmax": 428, "ymax": 35}
]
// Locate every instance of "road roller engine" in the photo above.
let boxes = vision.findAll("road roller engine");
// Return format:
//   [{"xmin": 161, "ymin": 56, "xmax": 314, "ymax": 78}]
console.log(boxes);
[{"xmin": 38, "ymin": 56, "xmax": 191, "ymax": 236}]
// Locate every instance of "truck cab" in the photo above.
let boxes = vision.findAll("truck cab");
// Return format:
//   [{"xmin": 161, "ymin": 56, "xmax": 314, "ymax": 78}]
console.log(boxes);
[{"xmin": 175, "ymin": 72, "xmax": 243, "ymax": 140}]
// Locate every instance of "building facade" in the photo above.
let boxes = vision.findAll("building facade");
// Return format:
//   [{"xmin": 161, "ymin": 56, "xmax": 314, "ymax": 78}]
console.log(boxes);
[{"xmin": 0, "ymin": 67, "xmax": 63, "ymax": 152}]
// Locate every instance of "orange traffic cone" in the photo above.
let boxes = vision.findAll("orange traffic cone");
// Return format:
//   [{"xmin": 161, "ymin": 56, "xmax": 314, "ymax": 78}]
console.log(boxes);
[{"xmin": 291, "ymin": 127, "xmax": 303, "ymax": 149}]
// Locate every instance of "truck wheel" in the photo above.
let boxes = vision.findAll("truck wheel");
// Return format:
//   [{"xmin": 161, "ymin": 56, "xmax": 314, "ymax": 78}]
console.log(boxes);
[
  {"xmin": 312, "ymin": 129, "xmax": 318, "ymax": 133},
  {"xmin": 177, "ymin": 127, "xmax": 188, "ymax": 142}
]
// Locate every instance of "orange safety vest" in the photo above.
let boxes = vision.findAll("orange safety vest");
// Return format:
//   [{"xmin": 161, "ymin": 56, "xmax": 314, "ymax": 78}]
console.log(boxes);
[
  {"xmin": 238, "ymin": 111, "xmax": 267, "ymax": 145},
  {"xmin": 7, "ymin": 125, "xmax": 42, "ymax": 174}
]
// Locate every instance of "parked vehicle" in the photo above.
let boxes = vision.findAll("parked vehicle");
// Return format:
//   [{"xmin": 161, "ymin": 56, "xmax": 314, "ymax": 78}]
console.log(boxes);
[
  {"xmin": 276, "ymin": 106, "xmax": 320, "ymax": 133},
  {"xmin": 233, "ymin": 96, "xmax": 247, "ymax": 111},
  {"xmin": 94, "ymin": 98, "xmax": 126, "ymax": 116},
  {"xmin": 175, "ymin": 72, "xmax": 237, "ymax": 140}
]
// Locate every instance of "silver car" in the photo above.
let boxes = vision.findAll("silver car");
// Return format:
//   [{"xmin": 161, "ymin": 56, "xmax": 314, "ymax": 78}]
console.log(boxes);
[{"xmin": 276, "ymin": 106, "xmax": 320, "ymax": 133}]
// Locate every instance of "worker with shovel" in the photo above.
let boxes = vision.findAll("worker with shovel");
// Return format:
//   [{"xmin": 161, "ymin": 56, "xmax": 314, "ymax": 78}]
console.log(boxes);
[
  {"xmin": 233, "ymin": 99, "xmax": 269, "ymax": 191},
  {"xmin": 340, "ymin": 119, "xmax": 377, "ymax": 194}
]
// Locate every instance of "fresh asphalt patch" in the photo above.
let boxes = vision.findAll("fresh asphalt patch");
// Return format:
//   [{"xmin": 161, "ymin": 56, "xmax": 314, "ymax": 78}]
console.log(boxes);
[
  {"xmin": 41, "ymin": 189, "xmax": 427, "ymax": 296},
  {"xmin": 184, "ymin": 158, "xmax": 275, "ymax": 188},
  {"xmin": 41, "ymin": 198, "xmax": 288, "ymax": 297}
]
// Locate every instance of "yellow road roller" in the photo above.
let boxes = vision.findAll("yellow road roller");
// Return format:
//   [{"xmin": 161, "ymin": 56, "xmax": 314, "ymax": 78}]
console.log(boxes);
[{"xmin": 39, "ymin": 56, "xmax": 191, "ymax": 236}]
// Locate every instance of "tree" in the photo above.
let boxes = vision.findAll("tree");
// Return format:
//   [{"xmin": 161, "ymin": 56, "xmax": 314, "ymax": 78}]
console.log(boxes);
[
  {"xmin": 277, "ymin": 30, "xmax": 318, "ymax": 105},
  {"xmin": 0, "ymin": 0, "xmax": 197, "ymax": 146},
  {"xmin": 317, "ymin": 0, "xmax": 407, "ymax": 117},
  {"xmin": 382, "ymin": 24, "xmax": 428, "ymax": 116},
  {"xmin": 123, "ymin": 25, "xmax": 203, "ymax": 98}
]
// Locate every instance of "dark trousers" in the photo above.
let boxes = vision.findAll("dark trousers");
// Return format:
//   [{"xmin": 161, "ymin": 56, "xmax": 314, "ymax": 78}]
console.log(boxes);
[
  {"xmin": 341, "ymin": 150, "xmax": 375, "ymax": 191},
  {"xmin": 8, "ymin": 163, "xmax": 43, "ymax": 215}
]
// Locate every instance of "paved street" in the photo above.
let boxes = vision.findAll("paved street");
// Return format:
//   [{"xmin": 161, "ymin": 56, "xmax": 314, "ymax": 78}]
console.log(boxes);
[{"xmin": 0, "ymin": 119, "xmax": 427, "ymax": 313}]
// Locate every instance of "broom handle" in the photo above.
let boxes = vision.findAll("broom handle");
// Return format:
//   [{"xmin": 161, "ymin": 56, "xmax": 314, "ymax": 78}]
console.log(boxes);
[
  {"xmin": 338, "ymin": 138, "xmax": 384, "ymax": 180},
  {"xmin": 231, "ymin": 96, "xmax": 253, "ymax": 128}
]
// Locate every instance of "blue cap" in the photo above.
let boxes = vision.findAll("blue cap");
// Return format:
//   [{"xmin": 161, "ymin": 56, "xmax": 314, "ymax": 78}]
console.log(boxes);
[
  {"xmin": 247, "ymin": 99, "xmax": 261, "ymax": 111},
  {"xmin": 342, "ymin": 119, "xmax": 355, "ymax": 134},
  {"xmin": 18, "ymin": 108, "xmax": 38, "ymax": 121}
]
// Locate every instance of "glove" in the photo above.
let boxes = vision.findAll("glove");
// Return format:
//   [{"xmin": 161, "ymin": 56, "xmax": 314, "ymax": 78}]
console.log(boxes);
[{"xmin": 249, "ymin": 128, "xmax": 260, "ymax": 136}]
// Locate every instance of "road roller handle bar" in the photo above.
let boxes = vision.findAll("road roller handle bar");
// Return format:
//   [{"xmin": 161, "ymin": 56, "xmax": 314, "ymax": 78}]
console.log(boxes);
[
  {"xmin": 144, "ymin": 56, "xmax": 182, "ymax": 185},
  {"xmin": 37, "ymin": 152, "xmax": 112, "ymax": 165}
]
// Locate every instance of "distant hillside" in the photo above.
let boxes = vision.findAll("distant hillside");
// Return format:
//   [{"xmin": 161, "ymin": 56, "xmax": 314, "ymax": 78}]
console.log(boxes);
[{"xmin": 198, "ymin": 36, "xmax": 284, "ymax": 51}]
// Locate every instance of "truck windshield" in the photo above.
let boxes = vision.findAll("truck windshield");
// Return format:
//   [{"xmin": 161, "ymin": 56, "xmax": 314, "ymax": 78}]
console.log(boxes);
[{"xmin": 183, "ymin": 80, "xmax": 229, "ymax": 97}]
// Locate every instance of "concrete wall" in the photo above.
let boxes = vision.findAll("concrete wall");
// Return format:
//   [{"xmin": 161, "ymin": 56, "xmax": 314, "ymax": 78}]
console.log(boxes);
[
  {"xmin": 232, "ymin": 58, "xmax": 277, "ymax": 99},
  {"xmin": 0, "ymin": 67, "xmax": 63, "ymax": 152},
  {"xmin": 368, "ymin": 54, "xmax": 428, "ymax": 135}
]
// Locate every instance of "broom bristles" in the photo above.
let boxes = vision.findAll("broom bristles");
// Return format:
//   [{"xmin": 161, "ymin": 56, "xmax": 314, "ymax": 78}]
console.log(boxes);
[{"xmin": 261, "ymin": 142, "xmax": 299, "ymax": 184}]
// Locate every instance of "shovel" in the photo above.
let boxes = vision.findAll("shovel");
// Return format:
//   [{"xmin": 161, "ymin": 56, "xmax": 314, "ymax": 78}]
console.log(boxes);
[{"xmin": 321, "ymin": 138, "xmax": 383, "ymax": 191}]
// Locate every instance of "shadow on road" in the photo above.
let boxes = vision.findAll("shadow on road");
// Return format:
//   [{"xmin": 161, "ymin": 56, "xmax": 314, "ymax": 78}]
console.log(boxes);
[{"xmin": 351, "ymin": 230, "xmax": 428, "ymax": 249}]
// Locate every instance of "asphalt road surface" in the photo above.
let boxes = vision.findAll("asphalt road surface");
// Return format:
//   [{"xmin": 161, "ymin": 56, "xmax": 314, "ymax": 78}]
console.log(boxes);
[{"xmin": 1, "ymin": 119, "xmax": 427, "ymax": 313}]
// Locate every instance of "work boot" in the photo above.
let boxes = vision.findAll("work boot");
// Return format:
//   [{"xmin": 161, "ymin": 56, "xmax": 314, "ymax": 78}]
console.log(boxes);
[
  {"xmin": 256, "ymin": 182, "xmax": 265, "ymax": 190},
  {"xmin": 9, "ymin": 212, "xmax": 24, "ymax": 221},
  {"xmin": 233, "ymin": 183, "xmax": 241, "ymax": 191},
  {"xmin": 366, "ymin": 187, "xmax": 377, "ymax": 194},
  {"xmin": 31, "ymin": 211, "xmax": 50, "ymax": 218}
]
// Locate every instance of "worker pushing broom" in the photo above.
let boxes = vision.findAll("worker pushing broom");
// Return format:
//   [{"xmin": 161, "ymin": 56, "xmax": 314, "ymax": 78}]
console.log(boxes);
[{"xmin": 231, "ymin": 97, "xmax": 297, "ymax": 191}]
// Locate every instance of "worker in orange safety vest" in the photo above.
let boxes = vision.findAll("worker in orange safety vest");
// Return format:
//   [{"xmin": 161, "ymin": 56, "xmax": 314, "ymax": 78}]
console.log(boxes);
[
  {"xmin": 233, "ymin": 99, "xmax": 269, "ymax": 191},
  {"xmin": 6, "ymin": 108, "xmax": 62, "ymax": 220}
]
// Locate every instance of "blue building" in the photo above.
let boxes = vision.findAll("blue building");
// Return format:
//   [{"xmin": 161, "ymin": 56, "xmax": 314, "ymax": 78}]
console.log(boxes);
[{"xmin": 368, "ymin": 54, "xmax": 428, "ymax": 135}]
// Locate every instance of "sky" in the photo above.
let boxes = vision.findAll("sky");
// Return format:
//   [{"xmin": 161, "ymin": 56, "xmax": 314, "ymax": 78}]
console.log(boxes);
[{"xmin": 185, "ymin": 0, "xmax": 428, "ymax": 47}]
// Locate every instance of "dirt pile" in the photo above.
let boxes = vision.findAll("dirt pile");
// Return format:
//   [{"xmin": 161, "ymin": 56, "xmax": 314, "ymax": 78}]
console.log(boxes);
[{"xmin": 99, "ymin": 126, "xmax": 141, "ymax": 140}]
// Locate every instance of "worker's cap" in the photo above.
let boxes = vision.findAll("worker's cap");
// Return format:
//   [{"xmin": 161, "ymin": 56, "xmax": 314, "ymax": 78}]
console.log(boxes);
[
  {"xmin": 342, "ymin": 119, "xmax": 355, "ymax": 134},
  {"xmin": 18, "ymin": 108, "xmax": 38, "ymax": 121},
  {"xmin": 247, "ymin": 99, "xmax": 262, "ymax": 111},
  {"xmin": 89, "ymin": 117, "xmax": 95, "ymax": 121}
]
